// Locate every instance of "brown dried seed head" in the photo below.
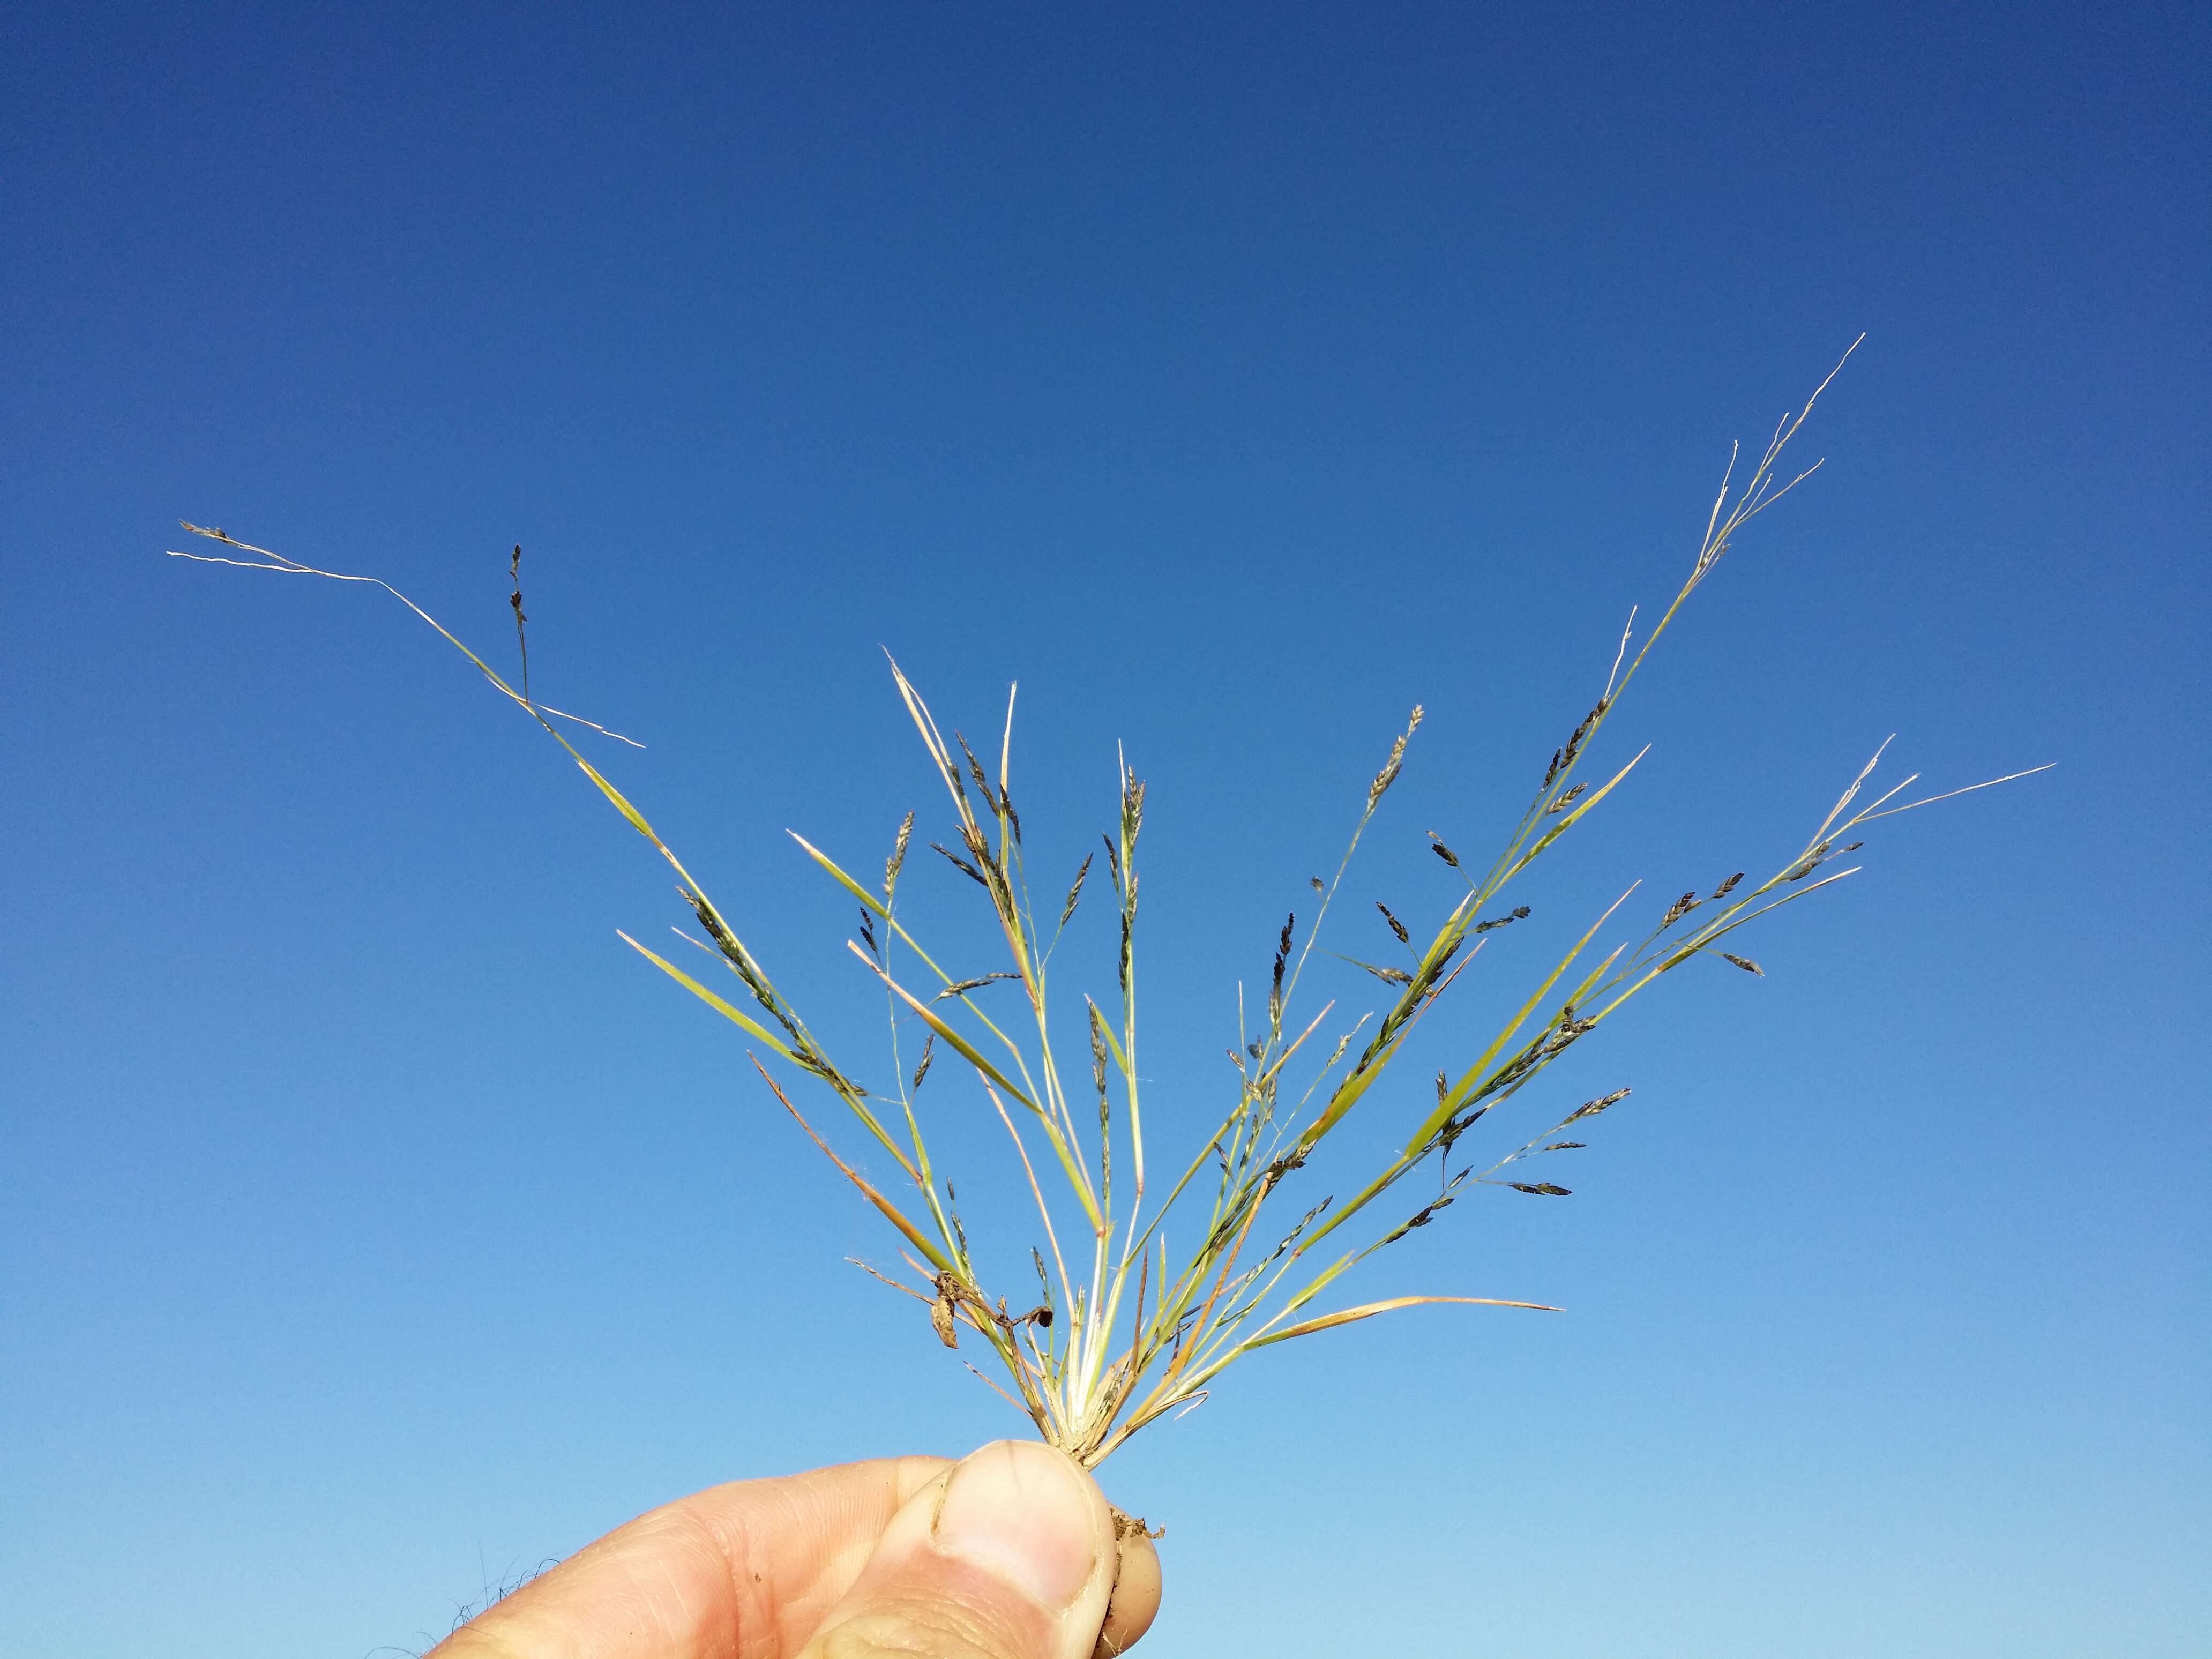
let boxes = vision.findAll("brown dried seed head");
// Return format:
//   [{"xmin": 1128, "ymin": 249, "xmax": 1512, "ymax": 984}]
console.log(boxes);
[
  {"xmin": 930, "ymin": 1281, "xmax": 960, "ymax": 1348},
  {"xmin": 1377, "ymin": 902, "xmax": 1410, "ymax": 944},
  {"xmin": 1507, "ymin": 1181, "xmax": 1572, "ymax": 1196},
  {"xmin": 1718, "ymin": 952, "xmax": 1765, "ymax": 976}
]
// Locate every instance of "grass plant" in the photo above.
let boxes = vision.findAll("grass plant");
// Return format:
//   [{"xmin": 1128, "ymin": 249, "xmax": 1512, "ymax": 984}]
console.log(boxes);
[{"xmin": 173, "ymin": 345, "xmax": 2043, "ymax": 1470}]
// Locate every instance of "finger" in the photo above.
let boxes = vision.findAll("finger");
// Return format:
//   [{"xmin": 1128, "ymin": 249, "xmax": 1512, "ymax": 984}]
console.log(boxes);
[
  {"xmin": 795, "ymin": 1440, "xmax": 1130, "ymax": 1659},
  {"xmin": 428, "ymin": 1453, "xmax": 951, "ymax": 1659},
  {"xmin": 1094, "ymin": 1518, "xmax": 1161, "ymax": 1657}
]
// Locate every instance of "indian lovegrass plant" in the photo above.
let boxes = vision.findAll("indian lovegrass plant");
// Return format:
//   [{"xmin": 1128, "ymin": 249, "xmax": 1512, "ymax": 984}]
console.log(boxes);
[{"xmin": 173, "ymin": 343, "xmax": 2044, "ymax": 1473}]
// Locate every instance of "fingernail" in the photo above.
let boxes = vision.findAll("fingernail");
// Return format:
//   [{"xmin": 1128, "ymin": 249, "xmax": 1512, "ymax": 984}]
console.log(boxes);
[{"xmin": 932, "ymin": 1441, "xmax": 1098, "ymax": 1613}]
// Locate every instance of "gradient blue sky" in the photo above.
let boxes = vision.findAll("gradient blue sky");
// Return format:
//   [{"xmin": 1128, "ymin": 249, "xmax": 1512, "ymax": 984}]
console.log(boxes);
[{"xmin": 4, "ymin": 5, "xmax": 2206, "ymax": 1656}]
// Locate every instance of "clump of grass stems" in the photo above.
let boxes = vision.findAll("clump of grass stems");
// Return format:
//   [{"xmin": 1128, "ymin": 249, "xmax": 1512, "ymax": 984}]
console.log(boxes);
[{"xmin": 173, "ymin": 343, "xmax": 2044, "ymax": 1469}]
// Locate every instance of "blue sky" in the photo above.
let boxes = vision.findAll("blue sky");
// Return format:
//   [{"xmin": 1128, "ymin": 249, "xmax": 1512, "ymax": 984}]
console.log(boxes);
[{"xmin": 4, "ymin": 4, "xmax": 2206, "ymax": 1655}]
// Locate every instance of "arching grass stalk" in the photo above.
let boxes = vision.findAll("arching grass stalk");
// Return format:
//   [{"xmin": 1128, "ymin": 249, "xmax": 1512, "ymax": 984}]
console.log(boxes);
[{"xmin": 171, "ymin": 342, "xmax": 2045, "ymax": 1467}]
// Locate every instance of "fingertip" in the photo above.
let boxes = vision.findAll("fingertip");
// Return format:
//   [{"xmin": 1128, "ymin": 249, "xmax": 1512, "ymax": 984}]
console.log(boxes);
[{"xmin": 1092, "ymin": 1516, "xmax": 1161, "ymax": 1656}]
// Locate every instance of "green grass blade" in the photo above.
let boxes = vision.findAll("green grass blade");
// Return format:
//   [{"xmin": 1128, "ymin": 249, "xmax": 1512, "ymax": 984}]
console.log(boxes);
[
  {"xmin": 619, "ymin": 931, "xmax": 796, "ymax": 1058},
  {"xmin": 1238, "ymin": 1292, "xmax": 1561, "ymax": 1352}
]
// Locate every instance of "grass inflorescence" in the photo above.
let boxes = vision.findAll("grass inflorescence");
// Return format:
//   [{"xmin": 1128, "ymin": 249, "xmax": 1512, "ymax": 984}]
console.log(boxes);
[{"xmin": 172, "ymin": 342, "xmax": 2046, "ymax": 1467}]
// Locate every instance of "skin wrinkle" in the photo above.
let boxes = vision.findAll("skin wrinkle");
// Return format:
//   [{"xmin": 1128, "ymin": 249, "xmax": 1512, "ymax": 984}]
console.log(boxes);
[
  {"xmin": 697, "ymin": 1458, "xmax": 953, "ymax": 1659},
  {"xmin": 812, "ymin": 1576, "xmax": 1049, "ymax": 1659},
  {"xmin": 688, "ymin": 1458, "xmax": 952, "ymax": 1658},
  {"xmin": 624, "ymin": 1528, "xmax": 703, "ymax": 1649}
]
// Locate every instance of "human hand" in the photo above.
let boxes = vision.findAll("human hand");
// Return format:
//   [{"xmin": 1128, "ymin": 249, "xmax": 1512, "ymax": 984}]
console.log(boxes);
[{"xmin": 427, "ymin": 1441, "xmax": 1162, "ymax": 1659}]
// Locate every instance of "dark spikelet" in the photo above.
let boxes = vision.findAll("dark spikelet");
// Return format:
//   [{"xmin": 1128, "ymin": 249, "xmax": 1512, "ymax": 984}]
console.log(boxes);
[
  {"xmin": 910, "ymin": 1033, "xmax": 936, "ymax": 1090},
  {"xmin": 1376, "ymin": 902, "xmax": 1410, "ymax": 945},
  {"xmin": 1557, "ymin": 701, "xmax": 1604, "ymax": 771},
  {"xmin": 1785, "ymin": 840, "xmax": 1834, "ymax": 881},
  {"xmin": 1001, "ymin": 793, "xmax": 1022, "ymax": 842},
  {"xmin": 933, "ymin": 972, "xmax": 1019, "ymax": 1002},
  {"xmin": 1842, "ymin": 840, "xmax": 1863, "ymax": 852},
  {"xmin": 1089, "ymin": 1004, "xmax": 1110, "ymax": 1101},
  {"xmin": 1506, "ymin": 1182, "xmax": 1572, "ymax": 1196},
  {"xmin": 885, "ymin": 810, "xmax": 916, "ymax": 900},
  {"xmin": 1710, "ymin": 871, "xmax": 1743, "ymax": 900},
  {"xmin": 1544, "ymin": 747, "xmax": 1563, "ymax": 786},
  {"xmin": 1661, "ymin": 890, "xmax": 1698, "ymax": 926},
  {"xmin": 1382, "ymin": 1189, "xmax": 1459, "ymax": 1245},
  {"xmin": 931, "ymin": 841, "xmax": 990, "ymax": 888},
  {"xmin": 1540, "ymin": 1141, "xmax": 1587, "ymax": 1151},
  {"xmin": 1545, "ymin": 781, "xmax": 1588, "ymax": 815},
  {"xmin": 1090, "ymin": 1006, "xmax": 1112, "ymax": 1193},
  {"xmin": 857, "ymin": 909, "xmax": 878, "ymax": 955},
  {"xmin": 1437, "ymin": 1104, "xmax": 1486, "ymax": 1157},
  {"xmin": 1718, "ymin": 952, "xmax": 1765, "ymax": 976},
  {"xmin": 1474, "ymin": 904, "xmax": 1533, "ymax": 933},
  {"xmin": 1310, "ymin": 876, "xmax": 1325, "ymax": 892},
  {"xmin": 1564, "ymin": 1086, "xmax": 1632, "ymax": 1124},
  {"xmin": 1349, "ymin": 957, "xmax": 1415, "ymax": 987},
  {"xmin": 506, "ymin": 545, "xmax": 529, "ymax": 702},
  {"xmin": 955, "ymin": 732, "xmax": 993, "ymax": 802},
  {"xmin": 1262, "ymin": 1196, "xmax": 1333, "ymax": 1265},
  {"xmin": 1428, "ymin": 834, "xmax": 1461, "ymax": 868},
  {"xmin": 1059, "ymin": 852, "xmax": 1093, "ymax": 928}
]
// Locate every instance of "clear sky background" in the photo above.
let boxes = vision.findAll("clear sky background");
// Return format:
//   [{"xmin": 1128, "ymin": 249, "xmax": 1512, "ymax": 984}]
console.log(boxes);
[{"xmin": 4, "ymin": 5, "xmax": 2206, "ymax": 1656}]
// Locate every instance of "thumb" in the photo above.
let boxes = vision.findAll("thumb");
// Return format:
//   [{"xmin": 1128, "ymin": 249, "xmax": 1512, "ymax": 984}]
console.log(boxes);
[{"xmin": 795, "ymin": 1440, "xmax": 1119, "ymax": 1659}]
